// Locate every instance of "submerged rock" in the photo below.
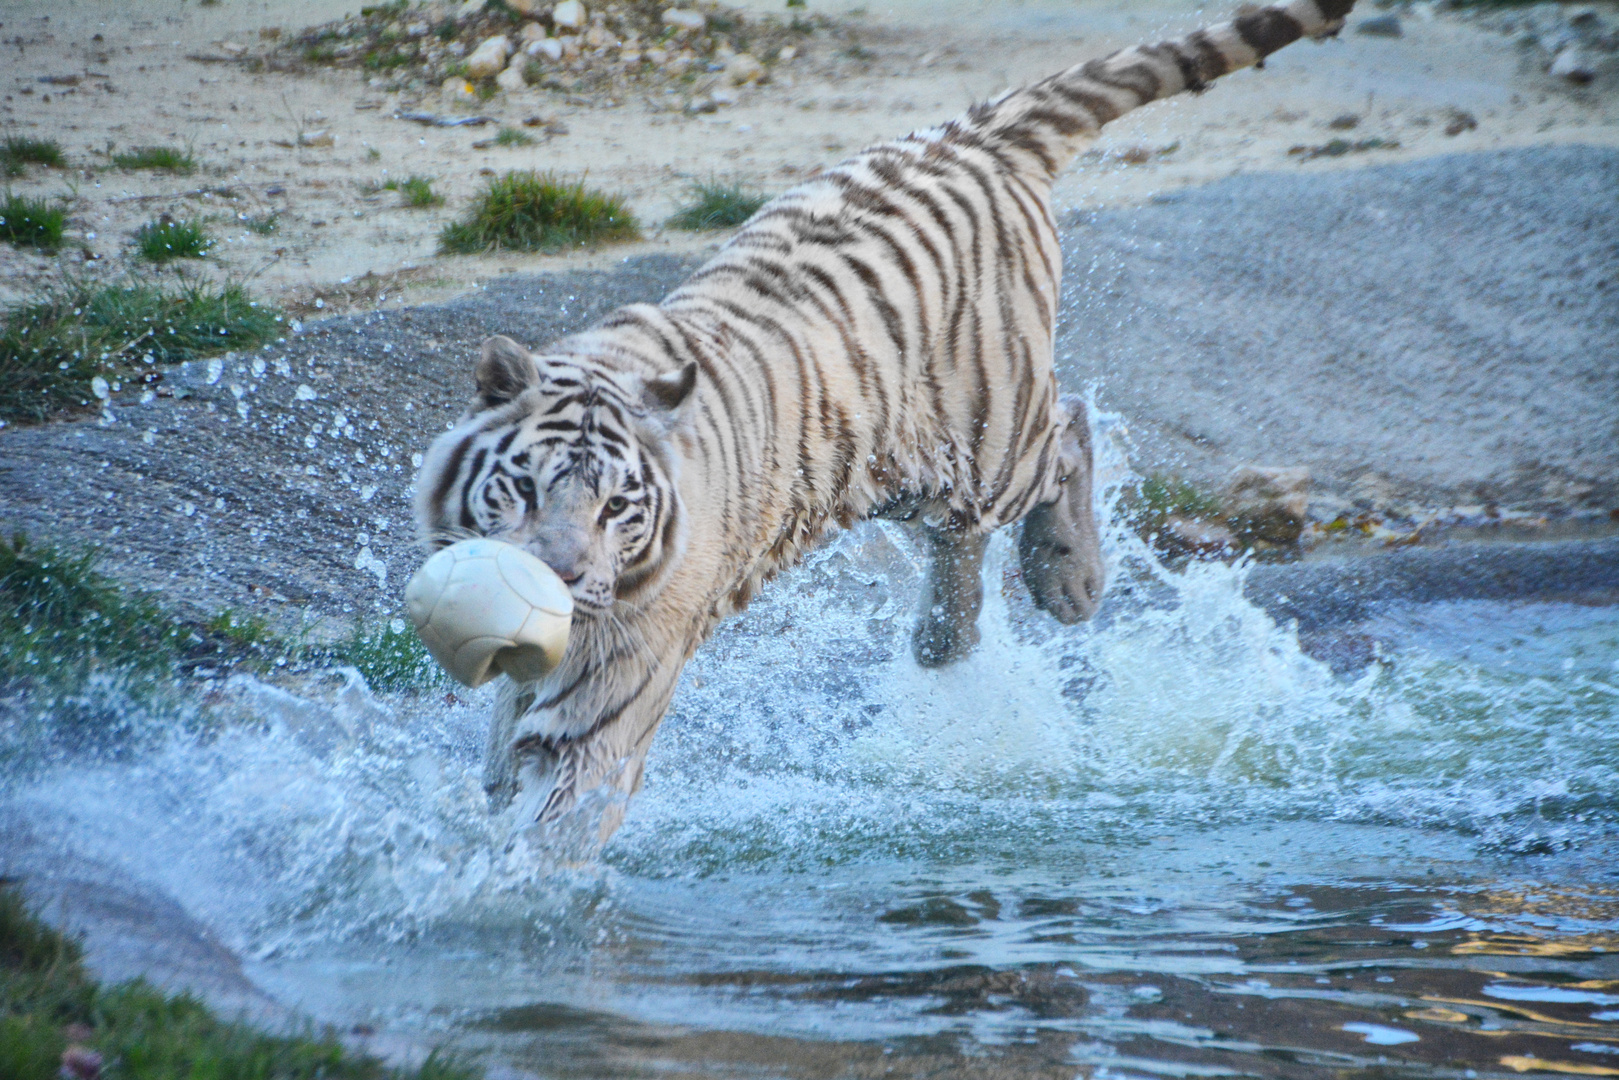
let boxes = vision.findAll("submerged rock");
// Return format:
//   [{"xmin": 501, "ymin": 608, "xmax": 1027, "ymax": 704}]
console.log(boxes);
[
  {"xmin": 1164, "ymin": 515, "xmax": 1238, "ymax": 555},
  {"xmin": 1356, "ymin": 14, "xmax": 1403, "ymax": 37},
  {"xmin": 1222, "ymin": 466, "xmax": 1311, "ymax": 545}
]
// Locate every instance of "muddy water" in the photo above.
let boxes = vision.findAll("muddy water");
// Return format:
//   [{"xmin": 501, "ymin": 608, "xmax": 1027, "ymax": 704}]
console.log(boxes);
[{"xmin": 2, "ymin": 422, "xmax": 1617, "ymax": 1079}]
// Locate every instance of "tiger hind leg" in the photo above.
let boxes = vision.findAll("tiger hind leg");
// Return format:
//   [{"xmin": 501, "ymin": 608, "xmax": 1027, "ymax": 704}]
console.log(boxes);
[
  {"xmin": 913, "ymin": 524, "xmax": 989, "ymax": 667},
  {"xmin": 1019, "ymin": 395, "xmax": 1105, "ymax": 624}
]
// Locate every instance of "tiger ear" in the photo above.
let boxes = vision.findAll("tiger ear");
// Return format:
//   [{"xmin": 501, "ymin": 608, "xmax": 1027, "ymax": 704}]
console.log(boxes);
[
  {"xmin": 641, "ymin": 360, "xmax": 698, "ymax": 414},
  {"xmin": 474, "ymin": 335, "xmax": 539, "ymax": 409}
]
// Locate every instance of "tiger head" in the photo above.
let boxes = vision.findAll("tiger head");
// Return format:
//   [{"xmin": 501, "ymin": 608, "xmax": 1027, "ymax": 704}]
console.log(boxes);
[{"xmin": 415, "ymin": 335, "xmax": 698, "ymax": 616}]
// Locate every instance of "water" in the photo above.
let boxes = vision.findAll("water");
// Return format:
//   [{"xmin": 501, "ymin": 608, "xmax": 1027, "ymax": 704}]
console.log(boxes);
[{"xmin": 3, "ymin": 421, "xmax": 1618, "ymax": 1078}]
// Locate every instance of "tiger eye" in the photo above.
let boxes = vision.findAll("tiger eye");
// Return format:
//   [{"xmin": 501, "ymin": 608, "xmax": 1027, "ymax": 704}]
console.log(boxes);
[{"xmin": 605, "ymin": 495, "xmax": 629, "ymax": 514}]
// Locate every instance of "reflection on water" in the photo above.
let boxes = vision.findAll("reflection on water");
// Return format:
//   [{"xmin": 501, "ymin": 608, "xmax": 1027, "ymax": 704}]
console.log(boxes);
[{"xmin": 2, "ymin": 418, "xmax": 1617, "ymax": 1078}]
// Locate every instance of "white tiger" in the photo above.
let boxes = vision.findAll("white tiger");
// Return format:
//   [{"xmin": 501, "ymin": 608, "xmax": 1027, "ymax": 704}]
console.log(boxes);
[{"xmin": 415, "ymin": 0, "xmax": 1358, "ymax": 835}]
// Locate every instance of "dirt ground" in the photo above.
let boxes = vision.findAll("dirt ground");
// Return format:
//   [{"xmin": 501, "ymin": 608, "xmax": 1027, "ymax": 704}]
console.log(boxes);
[{"xmin": 2, "ymin": 0, "xmax": 1616, "ymax": 312}]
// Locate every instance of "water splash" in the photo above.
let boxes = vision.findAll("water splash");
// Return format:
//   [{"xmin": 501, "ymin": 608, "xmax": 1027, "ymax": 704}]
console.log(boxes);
[{"xmin": 1, "ymin": 411, "xmax": 1616, "ymax": 960}]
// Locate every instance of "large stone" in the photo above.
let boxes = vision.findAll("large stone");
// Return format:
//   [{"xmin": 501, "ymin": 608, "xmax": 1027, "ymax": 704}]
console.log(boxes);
[
  {"xmin": 526, "ymin": 36, "xmax": 563, "ymax": 60},
  {"xmin": 495, "ymin": 54, "xmax": 528, "ymax": 92},
  {"xmin": 1222, "ymin": 466, "xmax": 1311, "ymax": 544},
  {"xmin": 457, "ymin": 0, "xmax": 487, "ymax": 20},
  {"xmin": 464, "ymin": 35, "xmax": 511, "ymax": 78},
  {"xmin": 725, "ymin": 52, "xmax": 766, "ymax": 85},
  {"xmin": 441, "ymin": 76, "xmax": 479, "ymax": 106},
  {"xmin": 552, "ymin": 0, "xmax": 587, "ymax": 30},
  {"xmin": 662, "ymin": 8, "xmax": 706, "ymax": 31},
  {"xmin": 1549, "ymin": 46, "xmax": 1597, "ymax": 83},
  {"xmin": 518, "ymin": 21, "xmax": 547, "ymax": 42}
]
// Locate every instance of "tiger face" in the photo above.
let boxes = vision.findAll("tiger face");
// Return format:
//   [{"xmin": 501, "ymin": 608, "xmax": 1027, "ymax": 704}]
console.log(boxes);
[{"xmin": 415, "ymin": 335, "xmax": 698, "ymax": 615}]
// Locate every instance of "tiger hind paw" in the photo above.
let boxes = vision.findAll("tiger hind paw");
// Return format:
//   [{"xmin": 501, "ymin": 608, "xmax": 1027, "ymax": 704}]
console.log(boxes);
[{"xmin": 1019, "ymin": 396, "xmax": 1105, "ymax": 624}]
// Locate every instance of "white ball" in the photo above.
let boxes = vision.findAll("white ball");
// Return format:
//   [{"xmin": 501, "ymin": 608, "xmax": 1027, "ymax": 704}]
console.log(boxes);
[{"xmin": 404, "ymin": 538, "xmax": 573, "ymax": 688}]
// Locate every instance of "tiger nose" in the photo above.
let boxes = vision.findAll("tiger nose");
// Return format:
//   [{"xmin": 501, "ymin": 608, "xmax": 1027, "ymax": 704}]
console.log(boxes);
[{"xmin": 537, "ymin": 535, "xmax": 587, "ymax": 584}]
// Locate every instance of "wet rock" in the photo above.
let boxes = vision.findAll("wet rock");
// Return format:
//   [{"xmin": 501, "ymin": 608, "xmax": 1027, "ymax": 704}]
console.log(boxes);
[
  {"xmin": 1164, "ymin": 515, "xmax": 1238, "ymax": 555},
  {"xmin": 662, "ymin": 7, "xmax": 707, "ymax": 31},
  {"xmin": 1567, "ymin": 6, "xmax": 1601, "ymax": 28},
  {"xmin": 1549, "ymin": 46, "xmax": 1597, "ymax": 82},
  {"xmin": 726, "ymin": 51, "xmax": 766, "ymax": 85},
  {"xmin": 1222, "ymin": 466, "xmax": 1311, "ymax": 545},
  {"xmin": 1298, "ymin": 628, "xmax": 1381, "ymax": 674},
  {"xmin": 465, "ymin": 34, "xmax": 511, "ymax": 78},
  {"xmin": 296, "ymin": 129, "xmax": 334, "ymax": 147},
  {"xmin": 1444, "ymin": 109, "xmax": 1478, "ymax": 135},
  {"xmin": 1327, "ymin": 113, "xmax": 1360, "ymax": 130},
  {"xmin": 1356, "ymin": 13, "xmax": 1403, "ymax": 36},
  {"xmin": 496, "ymin": 55, "xmax": 528, "ymax": 92},
  {"xmin": 553, "ymin": 0, "xmax": 588, "ymax": 31}
]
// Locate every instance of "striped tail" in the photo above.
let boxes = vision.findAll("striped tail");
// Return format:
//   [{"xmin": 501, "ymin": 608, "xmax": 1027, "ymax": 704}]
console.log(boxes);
[{"xmin": 966, "ymin": 0, "xmax": 1358, "ymax": 178}]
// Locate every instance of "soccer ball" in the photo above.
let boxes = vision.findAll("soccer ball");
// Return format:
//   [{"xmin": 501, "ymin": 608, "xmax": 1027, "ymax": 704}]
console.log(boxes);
[{"xmin": 404, "ymin": 538, "xmax": 573, "ymax": 688}]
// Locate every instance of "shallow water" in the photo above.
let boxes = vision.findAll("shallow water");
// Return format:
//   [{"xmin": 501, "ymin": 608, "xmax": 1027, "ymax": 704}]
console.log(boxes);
[{"xmin": 3, "ymin": 423, "xmax": 1617, "ymax": 1079}]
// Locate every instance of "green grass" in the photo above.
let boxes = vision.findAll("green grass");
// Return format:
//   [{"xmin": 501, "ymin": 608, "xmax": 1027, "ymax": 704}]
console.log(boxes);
[
  {"xmin": 439, "ymin": 171, "xmax": 638, "ymax": 254},
  {"xmin": 0, "ymin": 277, "xmax": 283, "ymax": 423},
  {"xmin": 328, "ymin": 620, "xmax": 449, "ymax": 692},
  {"xmin": 383, "ymin": 174, "xmax": 442, "ymax": 208},
  {"xmin": 0, "ymin": 533, "xmax": 186, "ymax": 687},
  {"xmin": 134, "ymin": 217, "xmax": 214, "ymax": 263},
  {"xmin": 111, "ymin": 145, "xmax": 196, "ymax": 173},
  {"xmin": 493, "ymin": 126, "xmax": 535, "ymax": 148},
  {"xmin": 241, "ymin": 211, "xmax": 280, "ymax": 235},
  {"xmin": 1121, "ymin": 473, "xmax": 1223, "ymax": 538},
  {"xmin": 0, "ymin": 195, "xmax": 66, "ymax": 252},
  {"xmin": 0, "ymin": 885, "xmax": 482, "ymax": 1080},
  {"xmin": 666, "ymin": 180, "xmax": 768, "ymax": 230},
  {"xmin": 1, "ymin": 137, "xmax": 65, "ymax": 177}
]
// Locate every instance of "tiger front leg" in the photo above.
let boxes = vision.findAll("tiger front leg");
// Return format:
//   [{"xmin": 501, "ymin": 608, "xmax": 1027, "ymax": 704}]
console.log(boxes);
[
  {"xmin": 1018, "ymin": 395, "xmax": 1105, "ymax": 624},
  {"xmin": 913, "ymin": 524, "xmax": 989, "ymax": 667}
]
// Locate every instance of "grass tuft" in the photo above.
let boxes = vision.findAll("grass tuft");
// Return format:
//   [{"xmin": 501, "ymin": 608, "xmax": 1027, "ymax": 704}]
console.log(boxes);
[
  {"xmin": 666, "ymin": 180, "xmax": 768, "ymax": 230},
  {"xmin": 493, "ymin": 126, "xmax": 535, "ymax": 148},
  {"xmin": 134, "ymin": 217, "xmax": 214, "ymax": 263},
  {"xmin": 111, "ymin": 145, "xmax": 196, "ymax": 173},
  {"xmin": 383, "ymin": 174, "xmax": 442, "ymax": 207},
  {"xmin": 242, "ymin": 211, "xmax": 280, "ymax": 235},
  {"xmin": 0, "ymin": 277, "xmax": 283, "ymax": 423},
  {"xmin": 0, "ymin": 533, "xmax": 185, "ymax": 687},
  {"xmin": 1, "ymin": 137, "xmax": 65, "ymax": 176},
  {"xmin": 439, "ymin": 171, "xmax": 638, "ymax": 254},
  {"xmin": 328, "ymin": 620, "xmax": 449, "ymax": 692},
  {"xmin": 0, "ymin": 884, "xmax": 482, "ymax": 1080},
  {"xmin": 1121, "ymin": 473, "xmax": 1222, "ymax": 539},
  {"xmin": 0, "ymin": 195, "xmax": 66, "ymax": 252}
]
